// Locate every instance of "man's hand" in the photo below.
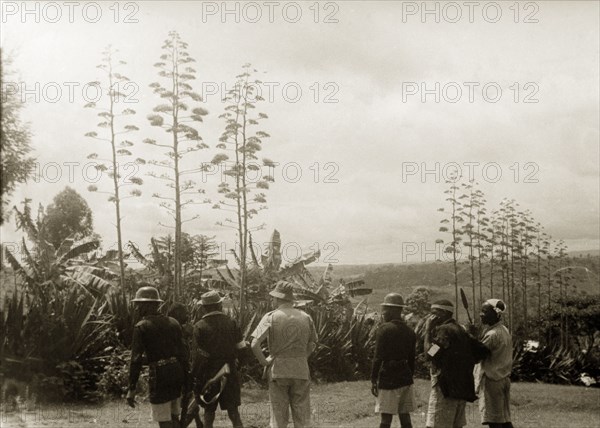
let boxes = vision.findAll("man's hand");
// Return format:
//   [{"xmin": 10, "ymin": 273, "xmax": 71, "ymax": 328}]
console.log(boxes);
[
  {"xmin": 371, "ymin": 382, "xmax": 378, "ymax": 397},
  {"xmin": 126, "ymin": 389, "xmax": 136, "ymax": 408},
  {"xmin": 425, "ymin": 314, "xmax": 438, "ymax": 333},
  {"xmin": 264, "ymin": 355, "xmax": 274, "ymax": 367},
  {"xmin": 466, "ymin": 322, "xmax": 479, "ymax": 337}
]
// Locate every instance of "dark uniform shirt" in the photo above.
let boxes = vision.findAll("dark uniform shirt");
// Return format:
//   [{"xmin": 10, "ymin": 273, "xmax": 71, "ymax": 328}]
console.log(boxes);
[
  {"xmin": 430, "ymin": 318, "xmax": 488, "ymax": 402},
  {"xmin": 192, "ymin": 311, "xmax": 244, "ymax": 410},
  {"xmin": 371, "ymin": 318, "xmax": 417, "ymax": 389},
  {"xmin": 128, "ymin": 314, "xmax": 188, "ymax": 404}
]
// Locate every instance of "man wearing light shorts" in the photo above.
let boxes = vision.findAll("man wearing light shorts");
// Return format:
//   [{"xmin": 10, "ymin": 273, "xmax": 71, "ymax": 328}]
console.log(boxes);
[
  {"xmin": 371, "ymin": 293, "xmax": 416, "ymax": 428},
  {"xmin": 127, "ymin": 286, "xmax": 188, "ymax": 428}
]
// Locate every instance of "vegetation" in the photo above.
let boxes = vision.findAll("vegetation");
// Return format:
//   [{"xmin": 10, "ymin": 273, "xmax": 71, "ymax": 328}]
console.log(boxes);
[
  {"xmin": 1, "ymin": 33, "xmax": 598, "ymax": 407},
  {"xmin": 144, "ymin": 31, "xmax": 209, "ymax": 299},
  {"xmin": 43, "ymin": 187, "xmax": 95, "ymax": 249},
  {"xmin": 212, "ymin": 63, "xmax": 274, "ymax": 311},
  {"xmin": 85, "ymin": 45, "xmax": 143, "ymax": 298},
  {"xmin": 0, "ymin": 48, "xmax": 36, "ymax": 224}
]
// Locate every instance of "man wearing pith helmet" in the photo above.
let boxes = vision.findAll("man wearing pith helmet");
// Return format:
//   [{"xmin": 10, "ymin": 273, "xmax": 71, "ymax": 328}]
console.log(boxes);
[
  {"xmin": 192, "ymin": 290, "xmax": 245, "ymax": 428},
  {"xmin": 474, "ymin": 299, "xmax": 514, "ymax": 428},
  {"xmin": 371, "ymin": 293, "xmax": 416, "ymax": 428},
  {"xmin": 251, "ymin": 280, "xmax": 318, "ymax": 428},
  {"xmin": 127, "ymin": 286, "xmax": 188, "ymax": 428}
]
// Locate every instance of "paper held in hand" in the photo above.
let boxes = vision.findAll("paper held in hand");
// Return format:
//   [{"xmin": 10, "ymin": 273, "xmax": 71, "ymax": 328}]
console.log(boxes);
[{"xmin": 427, "ymin": 344, "xmax": 440, "ymax": 357}]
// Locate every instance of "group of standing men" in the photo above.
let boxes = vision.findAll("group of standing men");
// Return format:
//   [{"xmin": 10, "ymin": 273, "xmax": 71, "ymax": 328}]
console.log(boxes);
[
  {"xmin": 372, "ymin": 294, "xmax": 514, "ymax": 428},
  {"xmin": 126, "ymin": 281, "xmax": 316, "ymax": 428},
  {"xmin": 125, "ymin": 281, "xmax": 513, "ymax": 428}
]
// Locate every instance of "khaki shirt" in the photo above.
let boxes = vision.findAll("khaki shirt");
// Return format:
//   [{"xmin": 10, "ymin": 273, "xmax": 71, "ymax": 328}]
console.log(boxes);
[
  {"xmin": 475, "ymin": 321, "xmax": 513, "ymax": 389},
  {"xmin": 252, "ymin": 304, "xmax": 318, "ymax": 380}
]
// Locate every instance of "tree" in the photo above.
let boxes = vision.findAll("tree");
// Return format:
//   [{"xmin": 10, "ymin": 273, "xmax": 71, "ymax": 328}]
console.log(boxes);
[
  {"xmin": 85, "ymin": 45, "xmax": 142, "ymax": 299},
  {"xmin": 0, "ymin": 49, "xmax": 35, "ymax": 224},
  {"xmin": 459, "ymin": 180, "xmax": 478, "ymax": 317},
  {"xmin": 144, "ymin": 31, "xmax": 209, "ymax": 299},
  {"xmin": 438, "ymin": 173, "xmax": 464, "ymax": 321},
  {"xmin": 211, "ymin": 64, "xmax": 274, "ymax": 311},
  {"xmin": 44, "ymin": 187, "xmax": 94, "ymax": 249},
  {"xmin": 5, "ymin": 199, "xmax": 113, "ymax": 305},
  {"xmin": 405, "ymin": 287, "xmax": 431, "ymax": 318}
]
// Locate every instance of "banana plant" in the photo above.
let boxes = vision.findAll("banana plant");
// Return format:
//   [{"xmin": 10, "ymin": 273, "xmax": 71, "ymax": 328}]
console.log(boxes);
[
  {"xmin": 214, "ymin": 229, "xmax": 371, "ymax": 309},
  {"xmin": 4, "ymin": 201, "xmax": 116, "ymax": 305}
]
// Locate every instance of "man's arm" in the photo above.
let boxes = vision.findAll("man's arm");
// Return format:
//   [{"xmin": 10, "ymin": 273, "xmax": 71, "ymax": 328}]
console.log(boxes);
[
  {"xmin": 126, "ymin": 324, "xmax": 144, "ymax": 407},
  {"xmin": 250, "ymin": 314, "xmax": 273, "ymax": 367},
  {"xmin": 370, "ymin": 326, "xmax": 386, "ymax": 384},
  {"xmin": 174, "ymin": 322, "xmax": 189, "ymax": 373},
  {"xmin": 191, "ymin": 323, "xmax": 209, "ymax": 379},
  {"xmin": 423, "ymin": 315, "xmax": 436, "ymax": 353},
  {"xmin": 128, "ymin": 325, "xmax": 144, "ymax": 391},
  {"xmin": 307, "ymin": 315, "xmax": 318, "ymax": 356},
  {"xmin": 408, "ymin": 331, "xmax": 417, "ymax": 375},
  {"xmin": 474, "ymin": 330, "xmax": 494, "ymax": 362}
]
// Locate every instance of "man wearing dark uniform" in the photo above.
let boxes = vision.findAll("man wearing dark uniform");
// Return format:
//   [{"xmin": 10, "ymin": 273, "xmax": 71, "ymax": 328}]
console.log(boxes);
[
  {"xmin": 127, "ymin": 286, "xmax": 188, "ymax": 428},
  {"xmin": 192, "ymin": 290, "xmax": 245, "ymax": 428},
  {"xmin": 371, "ymin": 293, "xmax": 416, "ymax": 428},
  {"xmin": 424, "ymin": 300, "xmax": 488, "ymax": 428}
]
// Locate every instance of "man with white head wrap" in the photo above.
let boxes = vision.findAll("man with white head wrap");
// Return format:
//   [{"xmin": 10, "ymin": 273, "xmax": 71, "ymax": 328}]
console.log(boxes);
[{"xmin": 474, "ymin": 299, "xmax": 514, "ymax": 428}]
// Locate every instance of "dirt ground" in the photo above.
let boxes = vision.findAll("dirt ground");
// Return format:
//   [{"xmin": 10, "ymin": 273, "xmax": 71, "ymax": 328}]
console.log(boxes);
[{"xmin": 2, "ymin": 379, "xmax": 599, "ymax": 428}]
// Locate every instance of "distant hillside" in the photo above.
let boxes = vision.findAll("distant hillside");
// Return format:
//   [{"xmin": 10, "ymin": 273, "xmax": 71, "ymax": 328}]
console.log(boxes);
[
  {"xmin": 308, "ymin": 255, "xmax": 600, "ymax": 308},
  {"xmin": 568, "ymin": 249, "xmax": 600, "ymax": 258}
]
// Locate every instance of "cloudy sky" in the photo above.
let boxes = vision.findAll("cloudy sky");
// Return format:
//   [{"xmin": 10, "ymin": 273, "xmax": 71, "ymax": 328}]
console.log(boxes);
[{"xmin": 1, "ymin": 1, "xmax": 599, "ymax": 265}]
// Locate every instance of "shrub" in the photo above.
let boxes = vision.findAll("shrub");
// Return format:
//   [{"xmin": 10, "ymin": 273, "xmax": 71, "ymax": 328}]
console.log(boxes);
[{"xmin": 512, "ymin": 342, "xmax": 600, "ymax": 385}]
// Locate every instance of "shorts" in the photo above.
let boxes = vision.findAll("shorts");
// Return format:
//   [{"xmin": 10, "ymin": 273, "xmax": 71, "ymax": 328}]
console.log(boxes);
[
  {"xmin": 479, "ymin": 376, "xmax": 511, "ymax": 424},
  {"xmin": 151, "ymin": 398, "xmax": 181, "ymax": 422},
  {"xmin": 426, "ymin": 383, "xmax": 466, "ymax": 428},
  {"xmin": 375, "ymin": 384, "xmax": 415, "ymax": 414}
]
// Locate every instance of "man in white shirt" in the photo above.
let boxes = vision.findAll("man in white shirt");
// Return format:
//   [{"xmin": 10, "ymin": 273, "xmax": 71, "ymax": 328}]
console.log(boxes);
[{"xmin": 474, "ymin": 299, "xmax": 513, "ymax": 428}]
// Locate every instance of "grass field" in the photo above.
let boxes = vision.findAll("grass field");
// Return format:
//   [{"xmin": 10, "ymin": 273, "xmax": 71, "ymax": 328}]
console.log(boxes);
[{"xmin": 2, "ymin": 379, "xmax": 598, "ymax": 428}]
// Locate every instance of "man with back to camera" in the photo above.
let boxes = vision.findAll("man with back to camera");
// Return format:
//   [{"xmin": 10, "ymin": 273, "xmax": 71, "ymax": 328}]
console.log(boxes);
[
  {"xmin": 127, "ymin": 286, "xmax": 188, "ymax": 428},
  {"xmin": 192, "ymin": 290, "xmax": 246, "ymax": 428},
  {"xmin": 371, "ymin": 293, "xmax": 417, "ymax": 428},
  {"xmin": 475, "ymin": 299, "xmax": 514, "ymax": 428},
  {"xmin": 250, "ymin": 280, "xmax": 318, "ymax": 428}
]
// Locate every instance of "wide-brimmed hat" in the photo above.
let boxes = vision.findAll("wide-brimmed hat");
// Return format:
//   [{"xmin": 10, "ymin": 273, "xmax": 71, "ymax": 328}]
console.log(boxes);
[
  {"xmin": 269, "ymin": 281, "xmax": 295, "ymax": 302},
  {"xmin": 200, "ymin": 290, "xmax": 224, "ymax": 306},
  {"xmin": 131, "ymin": 286, "xmax": 163, "ymax": 302},
  {"xmin": 380, "ymin": 293, "xmax": 407, "ymax": 307}
]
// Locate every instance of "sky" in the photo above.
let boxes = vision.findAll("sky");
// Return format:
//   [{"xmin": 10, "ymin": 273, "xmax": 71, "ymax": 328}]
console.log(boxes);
[{"xmin": 1, "ymin": 1, "xmax": 599, "ymax": 266}]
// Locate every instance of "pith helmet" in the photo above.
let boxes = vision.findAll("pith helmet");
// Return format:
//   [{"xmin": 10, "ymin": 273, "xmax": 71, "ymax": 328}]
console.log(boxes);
[
  {"xmin": 380, "ymin": 293, "xmax": 407, "ymax": 307},
  {"xmin": 131, "ymin": 286, "xmax": 163, "ymax": 302}
]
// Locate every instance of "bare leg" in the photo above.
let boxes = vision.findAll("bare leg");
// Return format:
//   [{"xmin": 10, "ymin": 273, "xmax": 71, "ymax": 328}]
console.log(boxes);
[
  {"xmin": 204, "ymin": 411, "xmax": 216, "ymax": 428},
  {"xmin": 227, "ymin": 408, "xmax": 244, "ymax": 428},
  {"xmin": 194, "ymin": 412, "xmax": 203, "ymax": 428},
  {"xmin": 399, "ymin": 413, "xmax": 412, "ymax": 428},
  {"xmin": 380, "ymin": 413, "xmax": 393, "ymax": 428}
]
